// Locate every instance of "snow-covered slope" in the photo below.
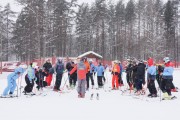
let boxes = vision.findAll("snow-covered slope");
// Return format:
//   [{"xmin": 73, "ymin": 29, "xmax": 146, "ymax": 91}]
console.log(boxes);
[{"xmin": 0, "ymin": 69, "xmax": 179, "ymax": 120}]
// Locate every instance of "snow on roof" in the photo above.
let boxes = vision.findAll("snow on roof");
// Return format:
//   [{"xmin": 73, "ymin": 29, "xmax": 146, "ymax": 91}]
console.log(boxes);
[{"xmin": 77, "ymin": 51, "xmax": 103, "ymax": 59}]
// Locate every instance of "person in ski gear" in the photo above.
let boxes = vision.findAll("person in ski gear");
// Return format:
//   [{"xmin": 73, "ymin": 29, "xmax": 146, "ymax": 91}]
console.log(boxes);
[
  {"xmin": 135, "ymin": 60, "xmax": 146, "ymax": 95},
  {"xmin": 112, "ymin": 60, "xmax": 120, "ymax": 90},
  {"xmin": 147, "ymin": 57, "xmax": 157, "ymax": 97},
  {"xmin": 43, "ymin": 59, "xmax": 53, "ymax": 86},
  {"xmin": 132, "ymin": 61, "xmax": 138, "ymax": 88},
  {"xmin": 2, "ymin": 67, "xmax": 24, "ymax": 96},
  {"xmin": 96, "ymin": 62, "xmax": 105, "ymax": 88},
  {"xmin": 156, "ymin": 64, "xmax": 164, "ymax": 90},
  {"xmin": 54, "ymin": 59, "xmax": 65, "ymax": 91},
  {"xmin": 118, "ymin": 61, "xmax": 123, "ymax": 86},
  {"xmin": 84, "ymin": 57, "xmax": 91, "ymax": 90},
  {"xmin": 66, "ymin": 60, "xmax": 74, "ymax": 87},
  {"xmin": 70, "ymin": 58, "xmax": 86, "ymax": 98},
  {"xmin": 24, "ymin": 63, "xmax": 36, "ymax": 94},
  {"xmin": 162, "ymin": 57, "xmax": 174, "ymax": 98},
  {"xmin": 89, "ymin": 59, "xmax": 95, "ymax": 89},
  {"xmin": 126, "ymin": 59, "xmax": 133, "ymax": 89},
  {"xmin": 35, "ymin": 67, "xmax": 48, "ymax": 90},
  {"xmin": 69, "ymin": 61, "xmax": 77, "ymax": 88}
]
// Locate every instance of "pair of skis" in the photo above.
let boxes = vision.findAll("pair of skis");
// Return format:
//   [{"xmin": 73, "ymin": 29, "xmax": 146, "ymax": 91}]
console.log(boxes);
[
  {"xmin": 0, "ymin": 95, "xmax": 18, "ymax": 98},
  {"xmin": 90, "ymin": 93, "xmax": 99, "ymax": 100}
]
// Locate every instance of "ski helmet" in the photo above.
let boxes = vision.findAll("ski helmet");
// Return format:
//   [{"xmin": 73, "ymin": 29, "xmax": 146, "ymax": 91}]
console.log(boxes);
[{"xmin": 163, "ymin": 57, "xmax": 170, "ymax": 63}]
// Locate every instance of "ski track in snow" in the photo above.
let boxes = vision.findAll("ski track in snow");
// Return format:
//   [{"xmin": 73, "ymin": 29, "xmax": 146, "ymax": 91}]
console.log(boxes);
[{"xmin": 0, "ymin": 69, "xmax": 180, "ymax": 120}]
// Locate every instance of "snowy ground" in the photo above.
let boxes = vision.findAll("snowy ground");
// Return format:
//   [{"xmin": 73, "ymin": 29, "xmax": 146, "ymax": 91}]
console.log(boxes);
[{"xmin": 0, "ymin": 69, "xmax": 180, "ymax": 120}]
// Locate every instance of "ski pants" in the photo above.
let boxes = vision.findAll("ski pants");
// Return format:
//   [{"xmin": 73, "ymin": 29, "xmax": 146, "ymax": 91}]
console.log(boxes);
[
  {"xmin": 55, "ymin": 73, "xmax": 63, "ymax": 90},
  {"xmin": 3, "ymin": 79, "xmax": 17, "ymax": 96},
  {"xmin": 112, "ymin": 74, "xmax": 119, "ymax": 89},
  {"xmin": 69, "ymin": 74, "xmax": 77, "ymax": 86},
  {"xmin": 77, "ymin": 79, "xmax": 86, "ymax": 96},
  {"xmin": 136, "ymin": 79, "xmax": 143, "ymax": 91},
  {"xmin": 89, "ymin": 73, "xmax": 94, "ymax": 86},
  {"xmin": 118, "ymin": 73, "xmax": 123, "ymax": 85},
  {"xmin": 148, "ymin": 80, "xmax": 157, "ymax": 95},
  {"xmin": 86, "ymin": 72, "xmax": 90, "ymax": 89},
  {"xmin": 97, "ymin": 76, "xmax": 103, "ymax": 87},
  {"xmin": 46, "ymin": 73, "xmax": 52, "ymax": 86},
  {"xmin": 24, "ymin": 76, "xmax": 34, "ymax": 93},
  {"xmin": 162, "ymin": 79, "xmax": 172, "ymax": 95},
  {"xmin": 126, "ymin": 72, "xmax": 133, "ymax": 87}
]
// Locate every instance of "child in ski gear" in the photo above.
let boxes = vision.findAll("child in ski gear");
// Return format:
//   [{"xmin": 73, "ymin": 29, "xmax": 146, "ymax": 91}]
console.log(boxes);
[
  {"xmin": 162, "ymin": 57, "xmax": 174, "ymax": 97},
  {"xmin": 89, "ymin": 59, "xmax": 95, "ymax": 89},
  {"xmin": 96, "ymin": 62, "xmax": 105, "ymax": 88},
  {"xmin": 54, "ymin": 59, "xmax": 65, "ymax": 91},
  {"xmin": 35, "ymin": 67, "xmax": 48, "ymax": 90},
  {"xmin": 24, "ymin": 63, "xmax": 36, "ymax": 94},
  {"xmin": 147, "ymin": 58, "xmax": 157, "ymax": 97},
  {"xmin": 2, "ymin": 67, "xmax": 24, "ymax": 96},
  {"xmin": 43, "ymin": 59, "xmax": 53, "ymax": 86},
  {"xmin": 112, "ymin": 60, "xmax": 120, "ymax": 90},
  {"xmin": 70, "ymin": 58, "xmax": 86, "ymax": 98},
  {"xmin": 84, "ymin": 57, "xmax": 91, "ymax": 90}
]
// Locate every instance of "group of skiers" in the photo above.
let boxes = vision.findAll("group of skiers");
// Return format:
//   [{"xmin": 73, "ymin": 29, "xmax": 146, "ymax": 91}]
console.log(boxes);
[
  {"xmin": 1, "ymin": 56, "xmax": 178, "ymax": 100},
  {"xmin": 125, "ymin": 57, "xmax": 177, "ymax": 99}
]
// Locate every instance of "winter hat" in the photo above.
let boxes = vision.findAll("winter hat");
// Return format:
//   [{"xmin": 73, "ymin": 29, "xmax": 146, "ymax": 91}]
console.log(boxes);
[
  {"xmin": 139, "ymin": 59, "xmax": 143, "ymax": 63},
  {"xmin": 148, "ymin": 58, "xmax": 153, "ymax": 66}
]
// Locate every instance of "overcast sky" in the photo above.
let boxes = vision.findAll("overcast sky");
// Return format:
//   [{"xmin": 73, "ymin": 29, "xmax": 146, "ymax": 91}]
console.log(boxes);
[{"xmin": 0, "ymin": 0, "xmax": 168, "ymax": 13}]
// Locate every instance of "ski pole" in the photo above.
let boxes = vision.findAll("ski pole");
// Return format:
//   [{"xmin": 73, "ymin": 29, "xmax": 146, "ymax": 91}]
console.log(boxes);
[
  {"xmin": 19, "ymin": 75, "xmax": 23, "ymax": 97},
  {"xmin": 17, "ymin": 77, "xmax": 20, "ymax": 98},
  {"xmin": 160, "ymin": 75, "xmax": 162, "ymax": 102}
]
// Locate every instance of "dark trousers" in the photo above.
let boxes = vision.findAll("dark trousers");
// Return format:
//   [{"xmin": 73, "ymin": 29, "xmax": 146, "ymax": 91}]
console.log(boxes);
[
  {"xmin": 24, "ymin": 76, "xmax": 34, "ymax": 93},
  {"xmin": 89, "ymin": 73, "xmax": 94, "ymax": 86},
  {"xmin": 162, "ymin": 79, "xmax": 172, "ymax": 95},
  {"xmin": 136, "ymin": 79, "xmax": 143, "ymax": 91},
  {"xmin": 86, "ymin": 72, "xmax": 90, "ymax": 89},
  {"xmin": 126, "ymin": 72, "xmax": 133, "ymax": 87},
  {"xmin": 156, "ymin": 74, "xmax": 163, "ymax": 90},
  {"xmin": 69, "ymin": 74, "xmax": 77, "ymax": 86},
  {"xmin": 118, "ymin": 74, "xmax": 123, "ymax": 85},
  {"xmin": 170, "ymin": 79, "xmax": 175, "ymax": 89},
  {"xmin": 97, "ymin": 76, "xmax": 103, "ymax": 87},
  {"xmin": 148, "ymin": 80, "xmax": 157, "ymax": 95},
  {"xmin": 36, "ymin": 80, "xmax": 47, "ymax": 90},
  {"xmin": 55, "ymin": 73, "xmax": 63, "ymax": 90}
]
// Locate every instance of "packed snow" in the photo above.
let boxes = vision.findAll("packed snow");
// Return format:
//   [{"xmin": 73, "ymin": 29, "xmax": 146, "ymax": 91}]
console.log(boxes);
[{"xmin": 0, "ymin": 68, "xmax": 180, "ymax": 120}]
